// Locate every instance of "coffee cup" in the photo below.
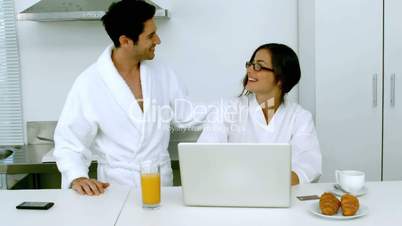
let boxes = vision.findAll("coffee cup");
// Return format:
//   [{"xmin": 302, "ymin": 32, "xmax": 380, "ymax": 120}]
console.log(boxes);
[{"xmin": 335, "ymin": 170, "xmax": 365, "ymax": 194}]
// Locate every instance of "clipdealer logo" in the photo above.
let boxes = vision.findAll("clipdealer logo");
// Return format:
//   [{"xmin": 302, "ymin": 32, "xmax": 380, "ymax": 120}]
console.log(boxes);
[{"xmin": 127, "ymin": 97, "xmax": 277, "ymax": 132}]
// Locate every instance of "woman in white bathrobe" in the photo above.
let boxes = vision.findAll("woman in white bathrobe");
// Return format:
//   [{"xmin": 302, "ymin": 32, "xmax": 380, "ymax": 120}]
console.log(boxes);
[{"xmin": 198, "ymin": 43, "xmax": 322, "ymax": 185}]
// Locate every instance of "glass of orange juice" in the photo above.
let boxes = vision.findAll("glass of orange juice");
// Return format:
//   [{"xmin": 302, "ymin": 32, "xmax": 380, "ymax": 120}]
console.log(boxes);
[{"xmin": 140, "ymin": 161, "xmax": 161, "ymax": 208}]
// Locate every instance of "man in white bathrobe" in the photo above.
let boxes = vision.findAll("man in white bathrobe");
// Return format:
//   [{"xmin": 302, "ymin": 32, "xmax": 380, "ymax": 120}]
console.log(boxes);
[{"xmin": 54, "ymin": 0, "xmax": 203, "ymax": 195}]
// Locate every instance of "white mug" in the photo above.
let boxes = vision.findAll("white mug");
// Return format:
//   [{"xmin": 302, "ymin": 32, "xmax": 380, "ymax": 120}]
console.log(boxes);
[{"xmin": 335, "ymin": 170, "xmax": 365, "ymax": 193}]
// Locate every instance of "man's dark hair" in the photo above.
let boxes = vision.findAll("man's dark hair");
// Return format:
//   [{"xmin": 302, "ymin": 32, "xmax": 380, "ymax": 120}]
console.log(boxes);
[
  {"xmin": 240, "ymin": 43, "xmax": 301, "ymax": 103},
  {"xmin": 101, "ymin": 0, "xmax": 156, "ymax": 47}
]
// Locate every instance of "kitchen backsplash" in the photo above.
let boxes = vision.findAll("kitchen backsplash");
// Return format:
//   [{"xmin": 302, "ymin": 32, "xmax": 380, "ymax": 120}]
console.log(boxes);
[{"xmin": 27, "ymin": 121, "xmax": 57, "ymax": 145}]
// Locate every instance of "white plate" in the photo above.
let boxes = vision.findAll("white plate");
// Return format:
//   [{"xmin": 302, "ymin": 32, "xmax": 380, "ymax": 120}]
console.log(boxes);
[
  {"xmin": 332, "ymin": 184, "xmax": 368, "ymax": 197},
  {"xmin": 309, "ymin": 202, "xmax": 368, "ymax": 220}
]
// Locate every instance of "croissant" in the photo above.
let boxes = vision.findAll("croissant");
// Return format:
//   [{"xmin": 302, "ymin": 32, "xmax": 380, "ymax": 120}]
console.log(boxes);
[
  {"xmin": 341, "ymin": 194, "xmax": 360, "ymax": 216},
  {"xmin": 319, "ymin": 192, "xmax": 341, "ymax": 215}
]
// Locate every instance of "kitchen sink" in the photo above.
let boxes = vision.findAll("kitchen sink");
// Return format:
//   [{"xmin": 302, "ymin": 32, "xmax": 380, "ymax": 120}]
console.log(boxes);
[{"xmin": 0, "ymin": 148, "xmax": 14, "ymax": 160}]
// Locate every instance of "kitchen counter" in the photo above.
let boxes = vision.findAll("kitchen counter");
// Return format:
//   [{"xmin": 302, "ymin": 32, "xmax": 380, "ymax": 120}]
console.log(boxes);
[
  {"xmin": 116, "ymin": 182, "xmax": 402, "ymax": 226},
  {"xmin": 1, "ymin": 182, "xmax": 401, "ymax": 226},
  {"xmin": 0, "ymin": 144, "xmax": 98, "ymax": 175},
  {"xmin": 0, "ymin": 185, "xmax": 131, "ymax": 226},
  {"xmin": 0, "ymin": 121, "xmax": 191, "ymax": 187},
  {"xmin": 0, "ymin": 144, "xmax": 179, "ymax": 176}
]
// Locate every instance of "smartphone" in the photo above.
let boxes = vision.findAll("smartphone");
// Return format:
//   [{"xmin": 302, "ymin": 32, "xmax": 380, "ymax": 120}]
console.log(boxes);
[{"xmin": 16, "ymin": 202, "xmax": 54, "ymax": 210}]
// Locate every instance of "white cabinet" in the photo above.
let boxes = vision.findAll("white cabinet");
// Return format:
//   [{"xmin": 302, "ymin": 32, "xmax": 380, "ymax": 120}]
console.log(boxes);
[
  {"xmin": 299, "ymin": 0, "xmax": 402, "ymax": 182},
  {"xmin": 383, "ymin": 0, "xmax": 402, "ymax": 180}
]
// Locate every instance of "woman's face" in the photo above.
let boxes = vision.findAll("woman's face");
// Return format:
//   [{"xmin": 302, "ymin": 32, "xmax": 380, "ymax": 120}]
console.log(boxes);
[{"xmin": 245, "ymin": 49, "xmax": 281, "ymax": 98}]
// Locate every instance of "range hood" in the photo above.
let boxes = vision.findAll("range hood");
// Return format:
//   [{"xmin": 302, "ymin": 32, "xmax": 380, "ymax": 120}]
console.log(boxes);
[{"xmin": 17, "ymin": 0, "xmax": 169, "ymax": 22}]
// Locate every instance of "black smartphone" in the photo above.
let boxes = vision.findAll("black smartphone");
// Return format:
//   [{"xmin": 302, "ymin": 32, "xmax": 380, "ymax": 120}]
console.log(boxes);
[{"xmin": 16, "ymin": 202, "xmax": 54, "ymax": 210}]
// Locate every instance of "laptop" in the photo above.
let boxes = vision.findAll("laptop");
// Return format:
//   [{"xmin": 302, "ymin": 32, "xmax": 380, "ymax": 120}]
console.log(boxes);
[{"xmin": 178, "ymin": 143, "xmax": 291, "ymax": 208}]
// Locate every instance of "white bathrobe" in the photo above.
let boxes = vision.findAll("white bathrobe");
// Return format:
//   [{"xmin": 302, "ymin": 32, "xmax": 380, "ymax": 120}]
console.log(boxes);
[
  {"xmin": 54, "ymin": 45, "xmax": 202, "ymax": 188},
  {"xmin": 198, "ymin": 94, "xmax": 322, "ymax": 183}
]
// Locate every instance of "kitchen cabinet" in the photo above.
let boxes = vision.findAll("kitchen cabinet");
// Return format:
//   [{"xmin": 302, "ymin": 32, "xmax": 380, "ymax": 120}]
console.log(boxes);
[
  {"xmin": 383, "ymin": 0, "xmax": 402, "ymax": 180},
  {"xmin": 0, "ymin": 143, "xmax": 98, "ymax": 189},
  {"xmin": 299, "ymin": 0, "xmax": 402, "ymax": 181},
  {"xmin": 0, "ymin": 174, "xmax": 5, "ymax": 189}
]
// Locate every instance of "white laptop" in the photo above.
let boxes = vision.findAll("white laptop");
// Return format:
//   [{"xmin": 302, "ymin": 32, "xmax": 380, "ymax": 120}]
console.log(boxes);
[{"xmin": 178, "ymin": 143, "xmax": 291, "ymax": 208}]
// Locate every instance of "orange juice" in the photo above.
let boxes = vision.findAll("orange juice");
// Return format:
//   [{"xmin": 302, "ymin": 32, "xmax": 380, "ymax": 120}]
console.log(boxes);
[{"xmin": 141, "ymin": 173, "xmax": 160, "ymax": 206}]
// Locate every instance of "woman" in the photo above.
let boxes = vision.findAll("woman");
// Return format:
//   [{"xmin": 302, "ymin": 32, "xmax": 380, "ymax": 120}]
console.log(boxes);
[{"xmin": 198, "ymin": 43, "xmax": 322, "ymax": 185}]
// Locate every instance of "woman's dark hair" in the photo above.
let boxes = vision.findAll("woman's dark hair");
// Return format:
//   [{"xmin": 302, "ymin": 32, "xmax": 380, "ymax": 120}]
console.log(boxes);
[
  {"xmin": 101, "ymin": 0, "xmax": 156, "ymax": 47},
  {"xmin": 240, "ymin": 43, "xmax": 301, "ymax": 103}
]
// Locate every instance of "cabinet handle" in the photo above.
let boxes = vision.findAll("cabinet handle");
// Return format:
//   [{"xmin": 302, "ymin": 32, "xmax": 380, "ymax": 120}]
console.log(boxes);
[
  {"xmin": 373, "ymin": 73, "xmax": 378, "ymax": 107},
  {"xmin": 391, "ymin": 73, "xmax": 396, "ymax": 107}
]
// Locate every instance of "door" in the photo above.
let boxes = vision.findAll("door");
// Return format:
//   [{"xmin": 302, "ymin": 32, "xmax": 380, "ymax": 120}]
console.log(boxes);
[
  {"xmin": 383, "ymin": 0, "xmax": 402, "ymax": 180},
  {"xmin": 315, "ymin": 0, "xmax": 383, "ymax": 181}
]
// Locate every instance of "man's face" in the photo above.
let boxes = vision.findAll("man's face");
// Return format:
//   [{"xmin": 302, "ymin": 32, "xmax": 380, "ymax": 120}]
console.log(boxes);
[{"xmin": 133, "ymin": 18, "xmax": 161, "ymax": 60}]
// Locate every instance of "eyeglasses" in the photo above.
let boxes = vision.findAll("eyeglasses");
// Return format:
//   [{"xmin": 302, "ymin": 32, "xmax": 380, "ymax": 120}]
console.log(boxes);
[{"xmin": 245, "ymin": 61, "xmax": 274, "ymax": 72}]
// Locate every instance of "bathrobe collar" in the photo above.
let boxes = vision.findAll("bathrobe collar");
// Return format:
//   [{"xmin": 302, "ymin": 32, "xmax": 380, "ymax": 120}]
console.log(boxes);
[
  {"xmin": 247, "ymin": 93, "xmax": 284, "ymax": 132},
  {"xmin": 96, "ymin": 45, "xmax": 153, "ymax": 134}
]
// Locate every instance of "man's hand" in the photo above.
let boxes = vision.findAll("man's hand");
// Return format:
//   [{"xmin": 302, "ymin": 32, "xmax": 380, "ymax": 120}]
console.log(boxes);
[{"xmin": 71, "ymin": 177, "xmax": 110, "ymax": 196}]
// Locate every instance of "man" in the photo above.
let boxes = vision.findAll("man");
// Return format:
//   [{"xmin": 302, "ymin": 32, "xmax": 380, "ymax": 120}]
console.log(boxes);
[{"xmin": 54, "ymin": 0, "xmax": 204, "ymax": 195}]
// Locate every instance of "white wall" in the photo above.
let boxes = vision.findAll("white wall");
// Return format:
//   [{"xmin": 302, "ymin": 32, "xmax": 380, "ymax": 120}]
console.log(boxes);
[
  {"xmin": 18, "ymin": 21, "xmax": 110, "ymax": 122},
  {"xmin": 297, "ymin": 0, "xmax": 315, "ymax": 119},
  {"xmin": 17, "ymin": 0, "xmax": 298, "ymax": 125}
]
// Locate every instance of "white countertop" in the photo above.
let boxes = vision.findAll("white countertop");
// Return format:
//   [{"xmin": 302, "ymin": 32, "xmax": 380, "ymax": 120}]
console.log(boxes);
[
  {"xmin": 0, "ymin": 185, "xmax": 130, "ymax": 226},
  {"xmin": 116, "ymin": 182, "xmax": 402, "ymax": 226},
  {"xmin": 1, "ymin": 182, "xmax": 402, "ymax": 226}
]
